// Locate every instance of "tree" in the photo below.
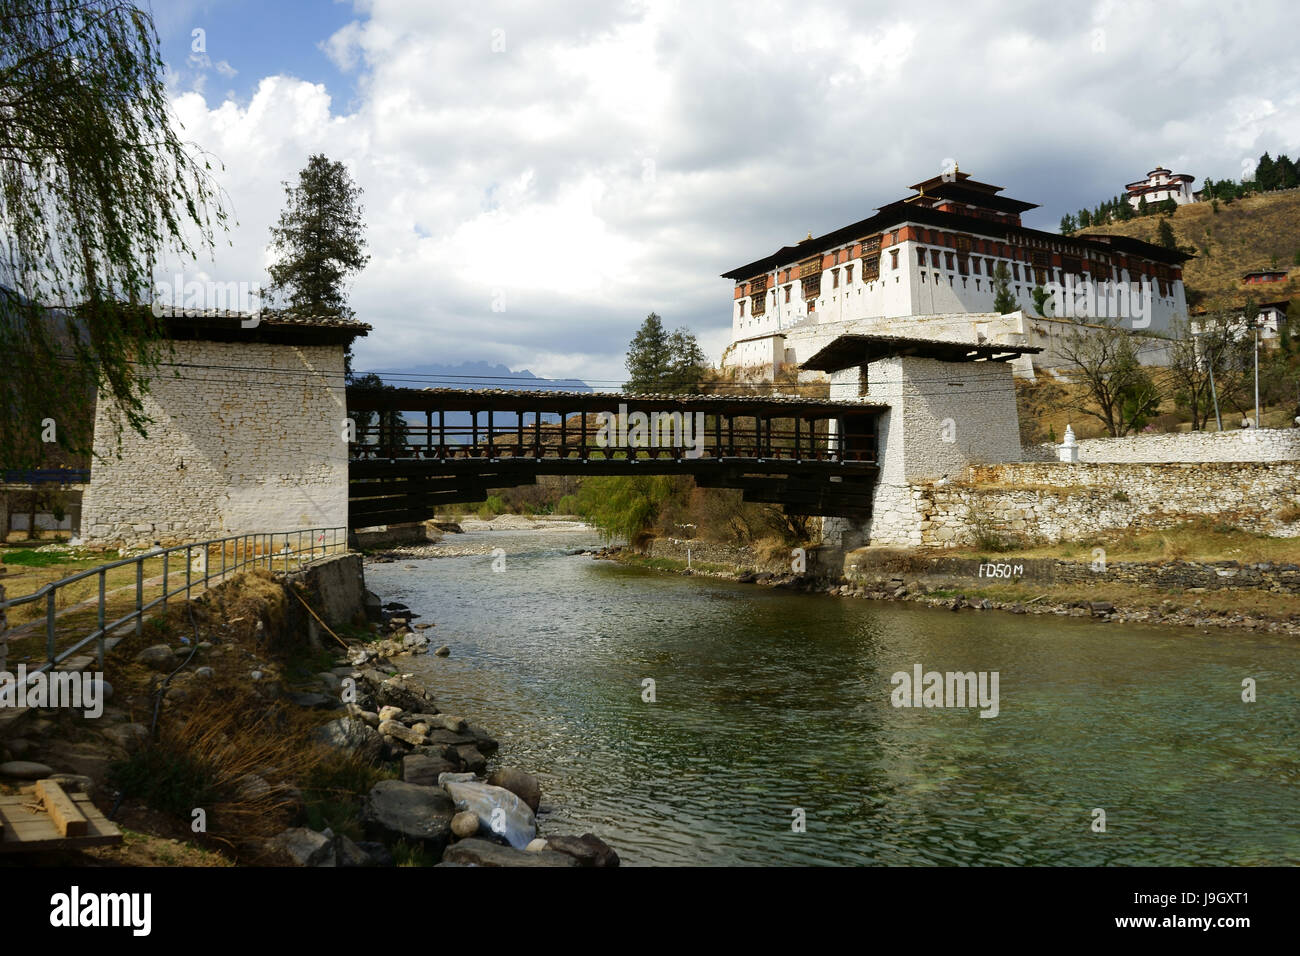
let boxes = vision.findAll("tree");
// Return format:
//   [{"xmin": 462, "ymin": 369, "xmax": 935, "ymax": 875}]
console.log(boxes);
[
  {"xmin": 1057, "ymin": 318, "xmax": 1162, "ymax": 436},
  {"xmin": 1030, "ymin": 285, "xmax": 1052, "ymax": 317},
  {"xmin": 268, "ymin": 154, "xmax": 370, "ymax": 376},
  {"xmin": 1157, "ymin": 219, "xmax": 1178, "ymax": 250},
  {"xmin": 991, "ymin": 264, "xmax": 1017, "ymax": 314},
  {"xmin": 347, "ymin": 373, "xmax": 408, "ymax": 453},
  {"xmin": 1137, "ymin": 196, "xmax": 1149, "ymax": 217},
  {"xmin": 1255, "ymin": 152, "xmax": 1277, "ymax": 191},
  {"xmin": 1168, "ymin": 316, "xmax": 1226, "ymax": 431},
  {"xmin": 624, "ymin": 313, "xmax": 708, "ymax": 394},
  {"xmin": 1059, "ymin": 213, "xmax": 1077, "ymax": 234},
  {"xmin": 0, "ymin": 0, "xmax": 227, "ymax": 469}
]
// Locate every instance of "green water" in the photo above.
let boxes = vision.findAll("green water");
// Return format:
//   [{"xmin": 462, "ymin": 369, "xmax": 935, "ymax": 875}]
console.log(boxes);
[{"xmin": 366, "ymin": 529, "xmax": 1300, "ymax": 866}]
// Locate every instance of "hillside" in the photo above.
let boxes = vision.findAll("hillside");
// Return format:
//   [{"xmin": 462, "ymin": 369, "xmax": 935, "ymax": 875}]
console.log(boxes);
[{"xmin": 1073, "ymin": 189, "xmax": 1300, "ymax": 310}]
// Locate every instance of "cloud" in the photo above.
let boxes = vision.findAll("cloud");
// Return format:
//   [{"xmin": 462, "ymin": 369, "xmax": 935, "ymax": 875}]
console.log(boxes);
[{"xmin": 160, "ymin": 0, "xmax": 1300, "ymax": 385}]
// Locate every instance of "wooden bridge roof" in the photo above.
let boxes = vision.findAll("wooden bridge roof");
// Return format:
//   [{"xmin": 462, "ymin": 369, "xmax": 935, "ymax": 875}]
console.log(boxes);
[{"xmin": 346, "ymin": 386, "xmax": 888, "ymax": 416}]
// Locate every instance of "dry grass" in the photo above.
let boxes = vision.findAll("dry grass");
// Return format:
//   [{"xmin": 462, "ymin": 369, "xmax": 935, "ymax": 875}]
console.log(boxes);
[
  {"xmin": 1075, "ymin": 190, "xmax": 1300, "ymax": 309},
  {"xmin": 945, "ymin": 517, "xmax": 1300, "ymax": 565}
]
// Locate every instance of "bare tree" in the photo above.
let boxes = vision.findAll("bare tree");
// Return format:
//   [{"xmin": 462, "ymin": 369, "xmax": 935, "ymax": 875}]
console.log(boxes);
[{"xmin": 1057, "ymin": 318, "xmax": 1162, "ymax": 436}]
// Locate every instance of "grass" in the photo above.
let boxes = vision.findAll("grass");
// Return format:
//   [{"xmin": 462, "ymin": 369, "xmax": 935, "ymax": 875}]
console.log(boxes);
[
  {"xmin": 1075, "ymin": 188, "xmax": 1300, "ymax": 309},
  {"xmin": 300, "ymin": 754, "xmax": 395, "ymax": 843},
  {"xmin": 943, "ymin": 517, "xmax": 1300, "ymax": 565}
]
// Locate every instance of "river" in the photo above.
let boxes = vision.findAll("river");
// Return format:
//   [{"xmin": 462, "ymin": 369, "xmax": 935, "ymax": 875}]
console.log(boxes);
[{"xmin": 364, "ymin": 526, "xmax": 1300, "ymax": 867}]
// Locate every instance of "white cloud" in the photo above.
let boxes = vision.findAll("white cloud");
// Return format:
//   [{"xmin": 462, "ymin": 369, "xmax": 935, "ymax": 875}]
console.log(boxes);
[{"xmin": 161, "ymin": 0, "xmax": 1300, "ymax": 385}]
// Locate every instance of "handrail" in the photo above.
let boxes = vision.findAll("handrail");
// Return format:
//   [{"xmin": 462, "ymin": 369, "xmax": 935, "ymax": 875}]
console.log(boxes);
[{"xmin": 0, "ymin": 526, "xmax": 347, "ymax": 679}]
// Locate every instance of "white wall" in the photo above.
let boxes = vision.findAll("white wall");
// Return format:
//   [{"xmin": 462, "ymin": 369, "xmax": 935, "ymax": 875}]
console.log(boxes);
[{"xmin": 80, "ymin": 340, "xmax": 350, "ymax": 546}]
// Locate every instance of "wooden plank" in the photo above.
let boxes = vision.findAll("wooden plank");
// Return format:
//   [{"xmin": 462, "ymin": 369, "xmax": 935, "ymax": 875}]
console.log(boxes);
[
  {"xmin": 0, "ymin": 791, "xmax": 121, "ymax": 852},
  {"xmin": 36, "ymin": 779, "xmax": 88, "ymax": 837}
]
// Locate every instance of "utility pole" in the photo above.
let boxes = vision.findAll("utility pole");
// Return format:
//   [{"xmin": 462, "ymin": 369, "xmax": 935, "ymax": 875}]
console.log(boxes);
[{"xmin": 1253, "ymin": 318, "xmax": 1261, "ymax": 428}]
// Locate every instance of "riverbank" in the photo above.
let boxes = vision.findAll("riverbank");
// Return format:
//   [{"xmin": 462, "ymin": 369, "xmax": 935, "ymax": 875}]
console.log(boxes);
[
  {"xmin": 608, "ymin": 538, "xmax": 1300, "ymax": 637},
  {"xmin": 0, "ymin": 554, "xmax": 620, "ymax": 867}
]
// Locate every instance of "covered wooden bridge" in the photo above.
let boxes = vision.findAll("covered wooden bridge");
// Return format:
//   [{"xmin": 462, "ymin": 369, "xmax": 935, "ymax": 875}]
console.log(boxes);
[{"xmin": 345, "ymin": 387, "xmax": 887, "ymax": 528}]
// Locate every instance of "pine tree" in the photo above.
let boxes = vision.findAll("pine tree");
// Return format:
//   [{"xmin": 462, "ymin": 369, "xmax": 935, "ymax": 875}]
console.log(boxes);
[
  {"xmin": 1255, "ymin": 152, "xmax": 1277, "ymax": 191},
  {"xmin": 268, "ymin": 154, "xmax": 371, "ymax": 375},
  {"xmin": 624, "ymin": 313, "xmax": 709, "ymax": 394},
  {"xmin": 992, "ymin": 264, "xmax": 1018, "ymax": 314},
  {"xmin": 1157, "ymin": 219, "xmax": 1178, "ymax": 250}
]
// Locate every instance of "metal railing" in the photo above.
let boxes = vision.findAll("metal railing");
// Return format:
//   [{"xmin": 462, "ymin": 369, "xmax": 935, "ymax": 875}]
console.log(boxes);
[{"xmin": 0, "ymin": 527, "xmax": 347, "ymax": 677}]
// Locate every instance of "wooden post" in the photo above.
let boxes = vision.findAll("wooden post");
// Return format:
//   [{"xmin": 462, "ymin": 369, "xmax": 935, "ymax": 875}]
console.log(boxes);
[
  {"xmin": 560, "ymin": 408, "xmax": 567, "ymax": 457},
  {"xmin": 439, "ymin": 410, "xmax": 446, "ymax": 453},
  {"xmin": 487, "ymin": 409, "xmax": 494, "ymax": 459},
  {"xmin": 794, "ymin": 416, "xmax": 801, "ymax": 461},
  {"xmin": 36, "ymin": 779, "xmax": 88, "ymax": 837},
  {"xmin": 579, "ymin": 408, "xmax": 587, "ymax": 459}
]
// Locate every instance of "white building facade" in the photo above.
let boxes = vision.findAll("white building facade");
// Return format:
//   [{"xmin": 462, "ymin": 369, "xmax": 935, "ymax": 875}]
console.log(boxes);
[
  {"xmin": 721, "ymin": 171, "xmax": 1190, "ymax": 379},
  {"xmin": 1125, "ymin": 166, "xmax": 1197, "ymax": 208}
]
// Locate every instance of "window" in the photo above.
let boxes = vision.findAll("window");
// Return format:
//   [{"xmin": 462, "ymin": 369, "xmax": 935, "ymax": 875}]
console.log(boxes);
[
  {"xmin": 802, "ymin": 272, "xmax": 821, "ymax": 299},
  {"xmin": 986, "ymin": 257, "xmax": 995, "ymax": 275},
  {"xmin": 784, "ymin": 286, "xmax": 791, "ymax": 303},
  {"xmin": 890, "ymin": 249, "xmax": 900, "ymax": 270},
  {"xmin": 739, "ymin": 300, "xmax": 746, "ymax": 316},
  {"xmin": 945, "ymin": 252, "xmax": 955, "ymax": 270},
  {"xmin": 917, "ymin": 249, "xmax": 927, "ymax": 268},
  {"xmin": 832, "ymin": 269, "xmax": 840, "ymax": 289},
  {"xmin": 861, "ymin": 253, "xmax": 880, "ymax": 282},
  {"xmin": 1012, "ymin": 263, "xmax": 1020, "ymax": 281},
  {"xmin": 957, "ymin": 255, "xmax": 969, "ymax": 276},
  {"xmin": 972, "ymin": 258, "xmax": 981, "ymax": 275},
  {"xmin": 751, "ymin": 292, "xmax": 765, "ymax": 316},
  {"xmin": 845, "ymin": 264, "xmax": 854, "ymax": 283}
]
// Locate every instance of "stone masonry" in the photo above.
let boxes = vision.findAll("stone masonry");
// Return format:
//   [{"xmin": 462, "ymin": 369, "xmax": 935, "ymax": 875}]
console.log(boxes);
[{"xmin": 79, "ymin": 340, "xmax": 349, "ymax": 546}]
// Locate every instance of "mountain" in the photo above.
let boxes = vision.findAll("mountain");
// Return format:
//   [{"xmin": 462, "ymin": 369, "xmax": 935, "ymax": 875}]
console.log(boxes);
[
  {"xmin": 366, "ymin": 361, "xmax": 593, "ymax": 393},
  {"xmin": 1073, "ymin": 189, "xmax": 1300, "ymax": 311}
]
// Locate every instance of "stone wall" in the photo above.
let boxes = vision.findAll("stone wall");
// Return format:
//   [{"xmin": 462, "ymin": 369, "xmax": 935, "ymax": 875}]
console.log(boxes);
[
  {"xmin": 1028, "ymin": 428, "xmax": 1300, "ymax": 464},
  {"xmin": 80, "ymin": 340, "xmax": 349, "ymax": 546},
  {"xmin": 856, "ymin": 460, "xmax": 1300, "ymax": 548}
]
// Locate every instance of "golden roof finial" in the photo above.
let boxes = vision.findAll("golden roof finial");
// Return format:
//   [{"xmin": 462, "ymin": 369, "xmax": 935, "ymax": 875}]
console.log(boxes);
[{"xmin": 806, "ymin": 231, "xmax": 813, "ymax": 241}]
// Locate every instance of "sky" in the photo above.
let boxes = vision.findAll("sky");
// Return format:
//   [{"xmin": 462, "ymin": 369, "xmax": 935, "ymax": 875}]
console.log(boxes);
[{"xmin": 149, "ymin": 0, "xmax": 1300, "ymax": 387}]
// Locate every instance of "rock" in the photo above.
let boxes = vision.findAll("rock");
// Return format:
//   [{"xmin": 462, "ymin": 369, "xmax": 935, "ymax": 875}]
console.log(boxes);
[
  {"xmin": 194, "ymin": 666, "xmax": 215, "ymax": 679},
  {"xmin": 402, "ymin": 753, "xmax": 459, "ymax": 786},
  {"xmin": 357, "ymin": 841, "xmax": 395, "ymax": 866},
  {"xmin": 361, "ymin": 779, "xmax": 456, "ymax": 853},
  {"xmin": 311, "ymin": 717, "xmax": 384, "ymax": 764},
  {"xmin": 453, "ymin": 744, "xmax": 487, "ymax": 775},
  {"xmin": 316, "ymin": 672, "xmax": 342, "ymax": 692},
  {"xmin": 486, "ymin": 768, "xmax": 542, "ymax": 813},
  {"xmin": 451, "ymin": 810, "xmax": 480, "ymax": 839},
  {"xmin": 442, "ymin": 779, "xmax": 536, "ymax": 849},
  {"xmin": 135, "ymin": 645, "xmax": 175, "ymax": 670},
  {"xmin": 411, "ymin": 723, "xmax": 430, "ymax": 736},
  {"xmin": 434, "ymin": 645, "xmax": 451, "ymax": 657},
  {"xmin": 414, "ymin": 622, "xmax": 434, "ymax": 630},
  {"xmin": 378, "ymin": 719, "xmax": 426, "ymax": 746},
  {"xmin": 525, "ymin": 838, "xmax": 549, "ymax": 852},
  {"xmin": 1089, "ymin": 601, "xmax": 1116, "ymax": 615},
  {"xmin": 103, "ymin": 723, "xmax": 150, "ymax": 751},
  {"xmin": 375, "ymin": 676, "xmax": 437, "ymax": 713},
  {"xmin": 438, "ymin": 771, "xmax": 477, "ymax": 787},
  {"xmin": 363, "ymin": 590, "xmax": 384, "ymax": 623},
  {"xmin": 382, "ymin": 735, "xmax": 414, "ymax": 759},
  {"xmin": 0, "ymin": 760, "xmax": 55, "ymax": 779},
  {"xmin": 269, "ymin": 827, "xmax": 335, "ymax": 866},
  {"xmin": 336, "ymin": 834, "xmax": 374, "ymax": 867},
  {"xmin": 545, "ymin": 833, "xmax": 621, "ymax": 867},
  {"xmin": 377, "ymin": 705, "xmax": 403, "ymax": 723},
  {"xmin": 429, "ymin": 714, "xmax": 467, "ymax": 733},
  {"xmin": 465, "ymin": 724, "xmax": 499, "ymax": 755},
  {"xmin": 5, "ymin": 738, "xmax": 32, "ymax": 759},
  {"xmin": 441, "ymin": 838, "xmax": 577, "ymax": 867},
  {"xmin": 84, "ymin": 677, "xmax": 113, "ymax": 703}
]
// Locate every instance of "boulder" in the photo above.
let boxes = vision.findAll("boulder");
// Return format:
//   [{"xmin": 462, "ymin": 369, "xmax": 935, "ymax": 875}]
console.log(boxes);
[
  {"xmin": 0, "ymin": 760, "xmax": 54, "ymax": 779},
  {"xmin": 269, "ymin": 827, "xmax": 335, "ymax": 866},
  {"xmin": 453, "ymin": 744, "xmax": 487, "ymax": 775},
  {"xmin": 336, "ymin": 834, "xmax": 374, "ymax": 867},
  {"xmin": 402, "ymin": 753, "xmax": 459, "ymax": 787},
  {"xmin": 289, "ymin": 692, "xmax": 336, "ymax": 710},
  {"xmin": 545, "ymin": 833, "xmax": 621, "ymax": 867},
  {"xmin": 486, "ymin": 768, "xmax": 542, "ymax": 812},
  {"xmin": 441, "ymin": 838, "xmax": 578, "ymax": 868},
  {"xmin": 434, "ymin": 645, "xmax": 451, "ymax": 657},
  {"xmin": 102, "ymin": 723, "xmax": 150, "ymax": 751},
  {"xmin": 442, "ymin": 779, "xmax": 536, "ymax": 849},
  {"xmin": 357, "ymin": 841, "xmax": 395, "ymax": 867},
  {"xmin": 311, "ymin": 717, "xmax": 384, "ymax": 764},
  {"xmin": 375, "ymin": 677, "xmax": 437, "ymax": 713},
  {"xmin": 451, "ymin": 810, "xmax": 480, "ymax": 839},
  {"xmin": 378, "ymin": 719, "xmax": 426, "ymax": 746},
  {"xmin": 525, "ymin": 838, "xmax": 549, "ymax": 853},
  {"xmin": 361, "ymin": 779, "xmax": 456, "ymax": 853},
  {"xmin": 377, "ymin": 705, "xmax": 403, "ymax": 723},
  {"xmin": 465, "ymin": 724, "xmax": 499, "ymax": 755},
  {"xmin": 135, "ymin": 645, "xmax": 175, "ymax": 670}
]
